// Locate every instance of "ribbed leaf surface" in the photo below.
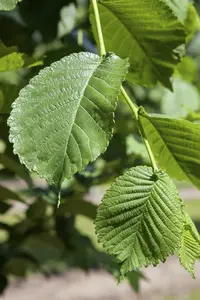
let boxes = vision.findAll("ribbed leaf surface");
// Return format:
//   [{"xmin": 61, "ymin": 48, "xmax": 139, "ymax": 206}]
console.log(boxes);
[
  {"xmin": 138, "ymin": 109, "xmax": 200, "ymax": 189},
  {"xmin": 179, "ymin": 212, "xmax": 200, "ymax": 278},
  {"xmin": 90, "ymin": 0, "xmax": 186, "ymax": 88},
  {"xmin": 8, "ymin": 52, "xmax": 129, "ymax": 186},
  {"xmin": 95, "ymin": 166, "xmax": 182, "ymax": 276}
]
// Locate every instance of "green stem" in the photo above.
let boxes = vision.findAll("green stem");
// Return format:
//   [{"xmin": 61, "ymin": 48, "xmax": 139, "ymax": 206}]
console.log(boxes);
[
  {"xmin": 121, "ymin": 86, "xmax": 138, "ymax": 118},
  {"xmin": 121, "ymin": 87, "xmax": 159, "ymax": 172},
  {"xmin": 77, "ymin": 29, "xmax": 83, "ymax": 46},
  {"xmin": 91, "ymin": 0, "xmax": 159, "ymax": 173},
  {"xmin": 91, "ymin": 0, "xmax": 106, "ymax": 56}
]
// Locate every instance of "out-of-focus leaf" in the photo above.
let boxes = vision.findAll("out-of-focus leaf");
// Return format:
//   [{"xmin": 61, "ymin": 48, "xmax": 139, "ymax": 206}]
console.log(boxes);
[
  {"xmin": 0, "ymin": 84, "xmax": 19, "ymax": 114},
  {"xmin": 20, "ymin": 233, "xmax": 65, "ymax": 264},
  {"xmin": 58, "ymin": 2, "xmax": 87, "ymax": 38},
  {"xmin": 58, "ymin": 199, "xmax": 97, "ymax": 220},
  {"xmin": 161, "ymin": 78, "xmax": 200, "ymax": 118},
  {"xmin": 185, "ymin": 3, "xmax": 200, "ymax": 42},
  {"xmin": 175, "ymin": 56, "xmax": 196, "ymax": 82},
  {"xmin": 0, "ymin": 42, "xmax": 43, "ymax": 72},
  {"xmin": 19, "ymin": 0, "xmax": 72, "ymax": 41},
  {"xmin": 126, "ymin": 135, "xmax": 149, "ymax": 162},
  {"xmin": 4, "ymin": 258, "xmax": 35, "ymax": 277},
  {"xmin": 0, "ymin": 154, "xmax": 31, "ymax": 184},
  {"xmin": 0, "ymin": 185, "xmax": 24, "ymax": 202},
  {"xmin": 0, "ymin": 0, "xmax": 20, "ymax": 11}
]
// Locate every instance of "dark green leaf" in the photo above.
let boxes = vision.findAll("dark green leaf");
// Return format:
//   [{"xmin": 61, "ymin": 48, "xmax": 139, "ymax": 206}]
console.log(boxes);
[{"xmin": 90, "ymin": 0, "xmax": 186, "ymax": 88}]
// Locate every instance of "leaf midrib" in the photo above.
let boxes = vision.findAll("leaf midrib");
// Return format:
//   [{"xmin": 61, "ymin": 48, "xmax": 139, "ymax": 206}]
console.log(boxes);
[
  {"xmin": 99, "ymin": 2, "xmax": 175, "ymax": 83},
  {"xmin": 59, "ymin": 56, "xmax": 103, "ymax": 184}
]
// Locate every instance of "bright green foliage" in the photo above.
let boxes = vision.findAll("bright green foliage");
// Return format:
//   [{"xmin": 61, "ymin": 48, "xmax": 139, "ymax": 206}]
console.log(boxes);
[
  {"xmin": 139, "ymin": 110, "xmax": 200, "ymax": 189},
  {"xmin": 8, "ymin": 52, "xmax": 129, "ymax": 186},
  {"xmin": 0, "ymin": 0, "xmax": 19, "ymax": 11},
  {"xmin": 95, "ymin": 166, "xmax": 183, "ymax": 276},
  {"xmin": 90, "ymin": 0, "xmax": 187, "ymax": 88},
  {"xmin": 161, "ymin": 78, "xmax": 200, "ymax": 118},
  {"xmin": 0, "ymin": 42, "xmax": 43, "ymax": 72},
  {"xmin": 179, "ymin": 212, "xmax": 200, "ymax": 278}
]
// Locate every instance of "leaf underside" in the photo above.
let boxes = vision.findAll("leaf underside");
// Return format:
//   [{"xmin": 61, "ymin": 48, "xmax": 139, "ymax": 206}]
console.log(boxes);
[
  {"xmin": 90, "ymin": 0, "xmax": 186, "ymax": 88},
  {"xmin": 179, "ymin": 212, "xmax": 200, "ymax": 278},
  {"xmin": 139, "ymin": 110, "xmax": 200, "ymax": 189},
  {"xmin": 95, "ymin": 166, "xmax": 182, "ymax": 276},
  {"xmin": 8, "ymin": 52, "xmax": 129, "ymax": 186}
]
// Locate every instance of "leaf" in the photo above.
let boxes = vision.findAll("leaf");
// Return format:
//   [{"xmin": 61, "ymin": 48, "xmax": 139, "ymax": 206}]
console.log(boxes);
[
  {"xmin": 8, "ymin": 52, "xmax": 129, "ymax": 186},
  {"xmin": 20, "ymin": 233, "xmax": 65, "ymax": 264},
  {"xmin": 95, "ymin": 166, "xmax": 183, "ymax": 276},
  {"xmin": 90, "ymin": 0, "xmax": 186, "ymax": 88},
  {"xmin": 179, "ymin": 212, "xmax": 200, "ymax": 278},
  {"xmin": 161, "ymin": 78, "xmax": 200, "ymax": 118},
  {"xmin": 58, "ymin": 199, "xmax": 97, "ymax": 220},
  {"xmin": 0, "ymin": 0, "xmax": 19, "ymax": 11},
  {"xmin": 0, "ymin": 154, "xmax": 31, "ymax": 184},
  {"xmin": 0, "ymin": 185, "xmax": 24, "ymax": 202},
  {"xmin": 0, "ymin": 42, "xmax": 43, "ymax": 72},
  {"xmin": 138, "ymin": 109, "xmax": 200, "ymax": 189},
  {"xmin": 185, "ymin": 3, "xmax": 200, "ymax": 42},
  {"xmin": 0, "ymin": 83, "xmax": 20, "ymax": 114},
  {"xmin": 175, "ymin": 56, "xmax": 196, "ymax": 82},
  {"xmin": 58, "ymin": 2, "xmax": 87, "ymax": 38}
]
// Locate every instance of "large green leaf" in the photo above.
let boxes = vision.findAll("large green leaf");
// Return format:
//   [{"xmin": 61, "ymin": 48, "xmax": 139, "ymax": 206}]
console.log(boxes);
[
  {"xmin": 8, "ymin": 52, "xmax": 129, "ymax": 186},
  {"xmin": 179, "ymin": 212, "xmax": 200, "ymax": 278},
  {"xmin": 0, "ymin": 42, "xmax": 43, "ymax": 72},
  {"xmin": 138, "ymin": 109, "xmax": 200, "ymax": 189},
  {"xmin": 95, "ymin": 166, "xmax": 182, "ymax": 276},
  {"xmin": 0, "ymin": 0, "xmax": 19, "ymax": 11},
  {"xmin": 90, "ymin": 0, "xmax": 186, "ymax": 88}
]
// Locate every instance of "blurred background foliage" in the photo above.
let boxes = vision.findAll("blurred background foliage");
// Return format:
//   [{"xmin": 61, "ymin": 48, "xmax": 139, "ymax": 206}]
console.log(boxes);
[{"xmin": 1, "ymin": 0, "xmax": 200, "ymax": 296}]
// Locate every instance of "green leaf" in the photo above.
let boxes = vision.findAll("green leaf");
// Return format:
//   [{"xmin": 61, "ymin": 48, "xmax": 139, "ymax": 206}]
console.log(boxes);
[
  {"xmin": 90, "ymin": 0, "xmax": 186, "ymax": 88},
  {"xmin": 0, "ymin": 83, "xmax": 19, "ymax": 114},
  {"xmin": 58, "ymin": 2, "xmax": 87, "ymax": 38},
  {"xmin": 0, "ymin": 185, "xmax": 24, "ymax": 202},
  {"xmin": 161, "ymin": 78, "xmax": 200, "ymax": 118},
  {"xmin": 95, "ymin": 166, "xmax": 183, "ymax": 276},
  {"xmin": 0, "ymin": 0, "xmax": 20, "ymax": 11},
  {"xmin": 0, "ymin": 42, "xmax": 43, "ymax": 72},
  {"xmin": 185, "ymin": 3, "xmax": 200, "ymax": 42},
  {"xmin": 179, "ymin": 212, "xmax": 200, "ymax": 278},
  {"xmin": 0, "ymin": 154, "xmax": 31, "ymax": 184},
  {"xmin": 58, "ymin": 199, "xmax": 97, "ymax": 220},
  {"xmin": 8, "ymin": 52, "xmax": 129, "ymax": 186},
  {"xmin": 138, "ymin": 109, "xmax": 200, "ymax": 189},
  {"xmin": 175, "ymin": 56, "xmax": 196, "ymax": 82}
]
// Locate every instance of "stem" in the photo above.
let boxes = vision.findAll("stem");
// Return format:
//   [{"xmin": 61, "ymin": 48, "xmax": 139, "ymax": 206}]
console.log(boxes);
[
  {"xmin": 121, "ymin": 86, "xmax": 138, "ymax": 118},
  {"xmin": 121, "ymin": 87, "xmax": 159, "ymax": 172},
  {"xmin": 141, "ymin": 134, "xmax": 159, "ymax": 172},
  {"xmin": 91, "ymin": 0, "xmax": 159, "ymax": 173},
  {"xmin": 91, "ymin": 0, "xmax": 106, "ymax": 56},
  {"xmin": 77, "ymin": 29, "xmax": 83, "ymax": 46}
]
